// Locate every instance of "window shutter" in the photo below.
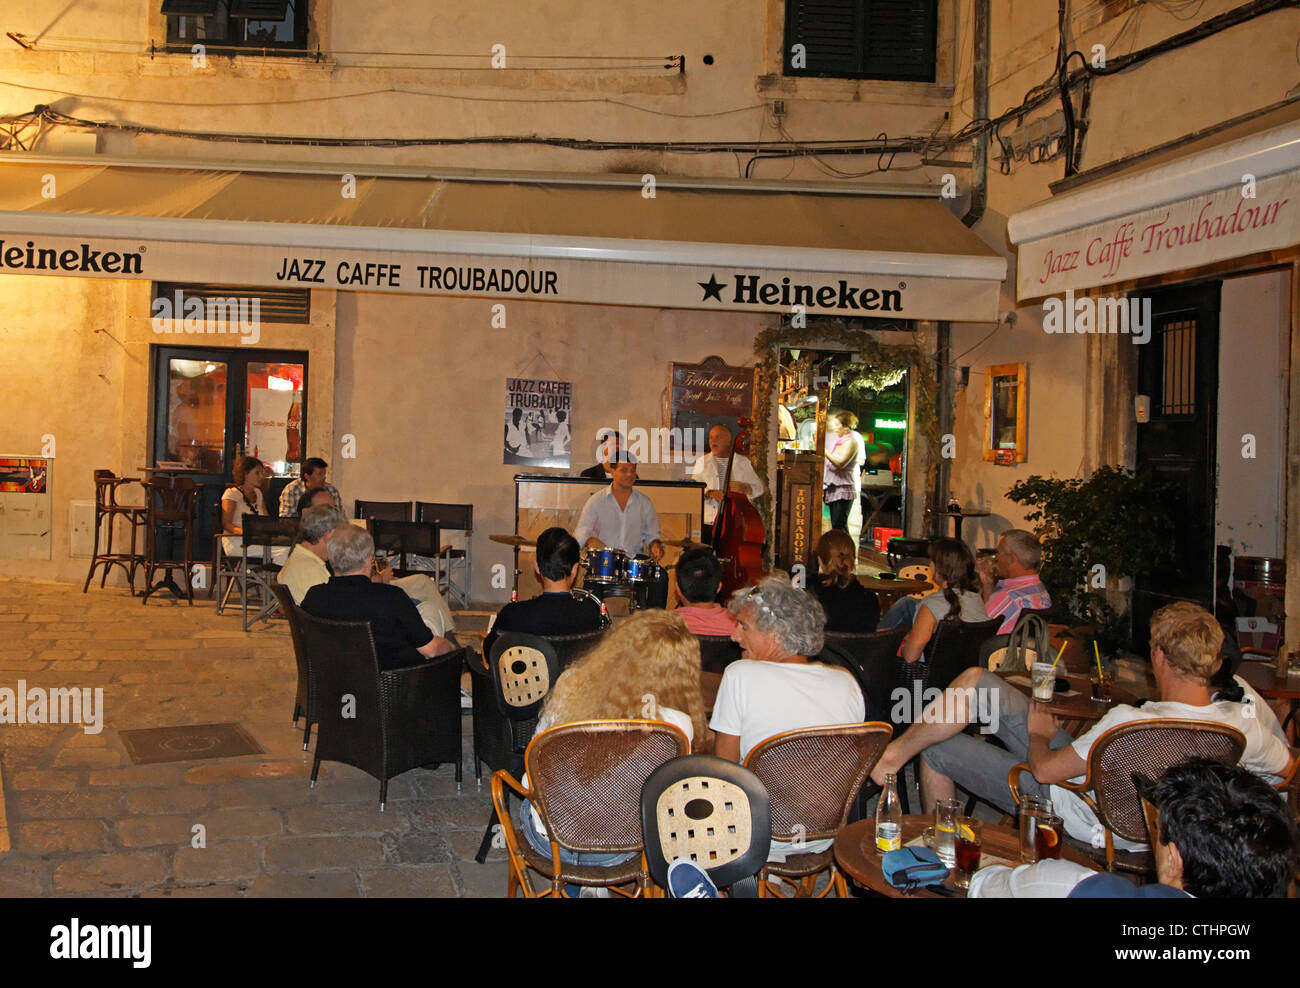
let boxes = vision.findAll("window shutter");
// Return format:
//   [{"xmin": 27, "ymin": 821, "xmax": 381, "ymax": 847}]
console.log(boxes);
[
  {"xmin": 784, "ymin": 0, "xmax": 866, "ymax": 78},
  {"xmin": 151, "ymin": 283, "xmax": 311, "ymax": 324},
  {"xmin": 862, "ymin": 0, "xmax": 938, "ymax": 82},
  {"xmin": 229, "ymin": 0, "xmax": 290, "ymax": 19},
  {"xmin": 161, "ymin": 0, "xmax": 219, "ymax": 14},
  {"xmin": 784, "ymin": 0, "xmax": 937, "ymax": 81}
]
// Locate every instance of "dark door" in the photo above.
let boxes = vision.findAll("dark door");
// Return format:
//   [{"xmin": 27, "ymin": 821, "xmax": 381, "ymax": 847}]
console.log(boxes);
[
  {"xmin": 151, "ymin": 345, "xmax": 309, "ymax": 558},
  {"xmin": 1132, "ymin": 282, "xmax": 1220, "ymax": 653}
]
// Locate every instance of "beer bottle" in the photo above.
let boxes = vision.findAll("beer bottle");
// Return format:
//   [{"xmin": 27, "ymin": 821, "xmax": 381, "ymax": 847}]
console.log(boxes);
[{"xmin": 876, "ymin": 773, "xmax": 902, "ymax": 853}]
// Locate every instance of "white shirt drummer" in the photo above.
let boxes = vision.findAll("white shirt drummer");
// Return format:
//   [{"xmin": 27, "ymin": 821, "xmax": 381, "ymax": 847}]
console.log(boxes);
[{"xmin": 573, "ymin": 461, "xmax": 664, "ymax": 560}]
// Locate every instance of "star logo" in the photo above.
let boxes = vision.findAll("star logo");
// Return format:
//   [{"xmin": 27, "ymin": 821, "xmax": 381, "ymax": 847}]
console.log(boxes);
[{"xmin": 698, "ymin": 274, "xmax": 724, "ymax": 302}]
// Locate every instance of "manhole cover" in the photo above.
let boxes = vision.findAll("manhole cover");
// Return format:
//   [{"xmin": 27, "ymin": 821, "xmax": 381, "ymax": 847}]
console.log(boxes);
[{"xmin": 118, "ymin": 723, "xmax": 264, "ymax": 765}]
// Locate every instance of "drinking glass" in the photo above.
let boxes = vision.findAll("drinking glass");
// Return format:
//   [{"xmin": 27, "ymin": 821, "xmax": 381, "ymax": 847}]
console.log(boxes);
[
  {"xmin": 1090, "ymin": 667, "xmax": 1114, "ymax": 702},
  {"xmin": 952, "ymin": 817, "xmax": 982, "ymax": 890},
  {"xmin": 1033, "ymin": 813, "xmax": 1064, "ymax": 860},
  {"xmin": 1019, "ymin": 795, "xmax": 1054, "ymax": 864},
  {"xmin": 1030, "ymin": 662, "xmax": 1056, "ymax": 701},
  {"xmin": 933, "ymin": 797, "xmax": 961, "ymax": 867}
]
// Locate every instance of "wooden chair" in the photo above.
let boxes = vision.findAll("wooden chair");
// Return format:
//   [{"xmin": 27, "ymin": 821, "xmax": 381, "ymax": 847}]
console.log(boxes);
[
  {"xmin": 1007, "ymin": 718, "xmax": 1247, "ymax": 873},
  {"xmin": 491, "ymin": 719, "xmax": 688, "ymax": 897},
  {"xmin": 82, "ymin": 469, "xmax": 147, "ymax": 594},
  {"xmin": 269, "ymin": 581, "xmax": 315, "ymax": 750},
  {"xmin": 641, "ymin": 754, "xmax": 771, "ymax": 898},
  {"xmin": 298, "ymin": 611, "xmax": 464, "ymax": 809},
  {"xmin": 744, "ymin": 722, "xmax": 893, "ymax": 897},
  {"xmin": 139, "ymin": 476, "xmax": 198, "ymax": 605}
]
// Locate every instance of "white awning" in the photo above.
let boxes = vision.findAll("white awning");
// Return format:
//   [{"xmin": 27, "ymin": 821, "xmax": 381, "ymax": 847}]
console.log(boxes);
[
  {"xmin": 0, "ymin": 156, "xmax": 1006, "ymax": 322},
  {"xmin": 1008, "ymin": 116, "xmax": 1300, "ymax": 300}
]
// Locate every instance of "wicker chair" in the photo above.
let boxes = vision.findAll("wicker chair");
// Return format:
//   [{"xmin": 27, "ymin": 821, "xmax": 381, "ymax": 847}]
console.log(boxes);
[
  {"xmin": 544, "ymin": 628, "xmax": 607, "ymax": 671},
  {"xmin": 925, "ymin": 615, "xmax": 1003, "ymax": 691},
  {"xmin": 744, "ymin": 722, "xmax": 893, "ymax": 897},
  {"xmin": 297, "ymin": 611, "xmax": 464, "ymax": 810},
  {"xmin": 820, "ymin": 628, "xmax": 908, "ymax": 724},
  {"xmin": 491, "ymin": 719, "xmax": 689, "ymax": 897},
  {"xmin": 1008, "ymin": 718, "xmax": 1247, "ymax": 874},
  {"xmin": 269, "ymin": 581, "xmax": 315, "ymax": 750},
  {"xmin": 641, "ymin": 754, "xmax": 772, "ymax": 898},
  {"xmin": 696, "ymin": 634, "xmax": 743, "ymax": 675}
]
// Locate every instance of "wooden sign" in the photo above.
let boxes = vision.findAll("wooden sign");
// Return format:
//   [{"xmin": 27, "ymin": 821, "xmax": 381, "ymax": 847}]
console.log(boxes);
[{"xmin": 667, "ymin": 355, "xmax": 758, "ymax": 453}]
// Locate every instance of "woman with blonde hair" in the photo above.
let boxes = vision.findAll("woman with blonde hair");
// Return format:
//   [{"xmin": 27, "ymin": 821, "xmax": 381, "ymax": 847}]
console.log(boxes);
[
  {"xmin": 517, "ymin": 610, "xmax": 707, "ymax": 891},
  {"xmin": 809, "ymin": 529, "xmax": 879, "ymax": 633}
]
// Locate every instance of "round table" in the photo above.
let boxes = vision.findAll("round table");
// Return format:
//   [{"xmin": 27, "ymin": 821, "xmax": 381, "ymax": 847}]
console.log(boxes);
[
  {"xmin": 1237, "ymin": 660, "xmax": 1300, "ymax": 742},
  {"xmin": 834, "ymin": 816, "xmax": 1099, "ymax": 898},
  {"xmin": 859, "ymin": 575, "xmax": 932, "ymax": 611},
  {"xmin": 997, "ymin": 670, "xmax": 1137, "ymax": 736}
]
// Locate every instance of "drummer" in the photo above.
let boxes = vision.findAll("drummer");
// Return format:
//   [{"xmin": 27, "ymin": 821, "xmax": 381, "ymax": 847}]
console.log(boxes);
[{"xmin": 574, "ymin": 459, "xmax": 668, "ymax": 609}]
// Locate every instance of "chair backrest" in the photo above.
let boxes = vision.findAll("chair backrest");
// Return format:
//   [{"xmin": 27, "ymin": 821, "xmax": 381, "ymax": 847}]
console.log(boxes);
[
  {"xmin": 926, "ymin": 615, "xmax": 1003, "ymax": 690},
  {"xmin": 489, "ymin": 632, "xmax": 560, "ymax": 722},
  {"xmin": 295, "ymin": 610, "xmax": 385, "ymax": 765},
  {"xmin": 897, "ymin": 563, "xmax": 932, "ymax": 600},
  {"xmin": 526, "ymin": 719, "xmax": 689, "ymax": 854},
  {"xmin": 886, "ymin": 537, "xmax": 932, "ymax": 570},
  {"xmin": 820, "ymin": 628, "xmax": 908, "ymax": 723},
  {"xmin": 744, "ymin": 722, "xmax": 893, "ymax": 841},
  {"xmin": 696, "ymin": 634, "xmax": 743, "ymax": 675},
  {"xmin": 242, "ymin": 514, "xmax": 298, "ymax": 546},
  {"xmin": 539, "ymin": 628, "xmax": 607, "ymax": 671},
  {"xmin": 270, "ymin": 580, "xmax": 311, "ymax": 688},
  {"xmin": 144, "ymin": 475, "xmax": 198, "ymax": 519},
  {"xmin": 354, "ymin": 499, "xmax": 412, "ymax": 523},
  {"xmin": 370, "ymin": 519, "xmax": 440, "ymax": 569},
  {"xmin": 1087, "ymin": 718, "xmax": 1247, "ymax": 844},
  {"xmin": 416, "ymin": 501, "xmax": 472, "ymax": 533},
  {"xmin": 641, "ymin": 754, "xmax": 772, "ymax": 892}
]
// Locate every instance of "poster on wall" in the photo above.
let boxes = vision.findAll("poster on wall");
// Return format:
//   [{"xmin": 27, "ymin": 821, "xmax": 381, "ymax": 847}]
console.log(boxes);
[
  {"xmin": 667, "ymin": 355, "xmax": 758, "ymax": 458},
  {"xmin": 247, "ymin": 388, "xmax": 298, "ymax": 471},
  {"xmin": 0, "ymin": 456, "xmax": 48, "ymax": 493},
  {"xmin": 504, "ymin": 378, "xmax": 573, "ymax": 469},
  {"xmin": 0, "ymin": 455, "xmax": 52, "ymax": 560}
]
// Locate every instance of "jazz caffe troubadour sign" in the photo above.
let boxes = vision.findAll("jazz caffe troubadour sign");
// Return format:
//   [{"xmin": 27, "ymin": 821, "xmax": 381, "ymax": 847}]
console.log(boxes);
[{"xmin": 1017, "ymin": 169, "xmax": 1300, "ymax": 299}]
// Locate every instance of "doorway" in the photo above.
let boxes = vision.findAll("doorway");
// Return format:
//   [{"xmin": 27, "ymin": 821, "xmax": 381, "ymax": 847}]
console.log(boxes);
[{"xmin": 151, "ymin": 345, "xmax": 309, "ymax": 558}]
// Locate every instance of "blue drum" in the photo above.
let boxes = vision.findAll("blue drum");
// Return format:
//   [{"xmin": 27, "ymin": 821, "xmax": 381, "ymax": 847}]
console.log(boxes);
[
  {"xmin": 584, "ymin": 548, "xmax": 627, "ymax": 585},
  {"xmin": 625, "ymin": 557, "xmax": 663, "ymax": 585}
]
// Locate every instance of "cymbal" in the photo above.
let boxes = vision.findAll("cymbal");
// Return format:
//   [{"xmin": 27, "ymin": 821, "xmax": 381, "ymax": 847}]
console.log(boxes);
[
  {"xmin": 664, "ymin": 538, "xmax": 704, "ymax": 548},
  {"xmin": 488, "ymin": 534, "xmax": 537, "ymax": 548}
]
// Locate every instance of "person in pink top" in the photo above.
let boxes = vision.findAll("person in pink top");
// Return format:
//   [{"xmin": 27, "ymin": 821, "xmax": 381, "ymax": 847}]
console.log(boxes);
[
  {"xmin": 983, "ymin": 529, "xmax": 1053, "ymax": 633},
  {"xmin": 673, "ymin": 547, "xmax": 738, "ymax": 636}
]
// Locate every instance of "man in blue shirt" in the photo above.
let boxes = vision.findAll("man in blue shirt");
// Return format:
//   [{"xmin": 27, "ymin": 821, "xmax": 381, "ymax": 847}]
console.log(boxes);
[{"xmin": 574, "ymin": 460, "xmax": 667, "ymax": 608}]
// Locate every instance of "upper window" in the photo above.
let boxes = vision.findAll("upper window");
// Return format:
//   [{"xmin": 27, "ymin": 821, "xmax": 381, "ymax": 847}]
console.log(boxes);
[
  {"xmin": 162, "ymin": 0, "xmax": 308, "ymax": 54},
  {"xmin": 784, "ymin": 0, "xmax": 938, "ymax": 82}
]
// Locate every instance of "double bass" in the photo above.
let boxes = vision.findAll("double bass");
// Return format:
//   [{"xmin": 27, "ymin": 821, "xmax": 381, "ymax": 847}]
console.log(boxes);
[{"xmin": 710, "ymin": 417, "xmax": 767, "ymax": 598}]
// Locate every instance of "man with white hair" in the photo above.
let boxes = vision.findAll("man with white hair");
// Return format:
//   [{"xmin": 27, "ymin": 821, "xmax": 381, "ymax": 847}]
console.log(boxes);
[
  {"xmin": 301, "ymin": 525, "xmax": 455, "ymax": 670},
  {"xmin": 985, "ymin": 528, "xmax": 1053, "ymax": 633}
]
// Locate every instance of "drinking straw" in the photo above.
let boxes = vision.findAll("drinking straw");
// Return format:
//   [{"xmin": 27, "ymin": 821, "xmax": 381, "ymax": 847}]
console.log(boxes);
[
  {"xmin": 1094, "ymin": 640, "xmax": 1104, "ymax": 680},
  {"xmin": 1049, "ymin": 640, "xmax": 1067, "ymax": 671}
]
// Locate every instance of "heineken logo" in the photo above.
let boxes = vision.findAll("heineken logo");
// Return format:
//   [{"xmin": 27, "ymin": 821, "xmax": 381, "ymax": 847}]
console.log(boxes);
[{"xmin": 697, "ymin": 273, "xmax": 904, "ymax": 311}]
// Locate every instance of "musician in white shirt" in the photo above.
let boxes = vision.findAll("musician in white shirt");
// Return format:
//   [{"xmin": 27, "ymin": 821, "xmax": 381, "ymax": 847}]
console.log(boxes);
[{"xmin": 690, "ymin": 425, "xmax": 765, "ymax": 543}]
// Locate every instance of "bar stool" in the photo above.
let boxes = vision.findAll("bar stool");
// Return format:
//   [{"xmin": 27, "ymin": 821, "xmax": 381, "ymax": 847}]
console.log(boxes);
[
  {"xmin": 82, "ymin": 469, "xmax": 148, "ymax": 593},
  {"xmin": 140, "ymin": 475, "xmax": 199, "ymax": 605}
]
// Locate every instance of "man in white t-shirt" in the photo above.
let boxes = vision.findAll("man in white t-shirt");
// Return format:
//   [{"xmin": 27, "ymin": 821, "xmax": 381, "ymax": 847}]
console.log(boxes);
[
  {"xmin": 690, "ymin": 424, "xmax": 764, "ymax": 544},
  {"xmin": 869, "ymin": 602, "xmax": 1297, "ymax": 848}
]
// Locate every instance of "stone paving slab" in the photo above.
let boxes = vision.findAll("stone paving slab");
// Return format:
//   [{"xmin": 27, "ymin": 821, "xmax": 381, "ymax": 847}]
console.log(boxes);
[{"xmin": 0, "ymin": 577, "xmax": 511, "ymax": 898}]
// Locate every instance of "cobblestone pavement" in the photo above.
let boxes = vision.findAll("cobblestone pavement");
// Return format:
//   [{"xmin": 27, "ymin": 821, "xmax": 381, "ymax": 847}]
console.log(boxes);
[{"xmin": 0, "ymin": 577, "xmax": 509, "ymax": 898}]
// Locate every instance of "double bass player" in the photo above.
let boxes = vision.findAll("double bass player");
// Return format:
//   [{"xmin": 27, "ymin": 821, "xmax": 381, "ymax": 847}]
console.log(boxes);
[{"xmin": 691, "ymin": 424, "xmax": 764, "ymax": 544}]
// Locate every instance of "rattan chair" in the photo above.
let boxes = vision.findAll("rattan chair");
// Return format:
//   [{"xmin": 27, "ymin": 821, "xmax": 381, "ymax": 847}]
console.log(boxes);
[
  {"xmin": 83, "ymin": 469, "xmax": 148, "ymax": 594},
  {"xmin": 544, "ymin": 628, "xmax": 607, "ymax": 671},
  {"xmin": 925, "ymin": 615, "xmax": 1003, "ymax": 691},
  {"xmin": 491, "ymin": 719, "xmax": 689, "ymax": 897},
  {"xmin": 696, "ymin": 634, "xmax": 743, "ymax": 675},
  {"xmin": 269, "ymin": 580, "xmax": 315, "ymax": 750},
  {"xmin": 1008, "ymin": 718, "xmax": 1248, "ymax": 873},
  {"xmin": 820, "ymin": 628, "xmax": 907, "ymax": 724},
  {"xmin": 744, "ymin": 722, "xmax": 893, "ymax": 897},
  {"xmin": 298, "ymin": 610, "xmax": 464, "ymax": 810},
  {"xmin": 641, "ymin": 754, "xmax": 772, "ymax": 898}
]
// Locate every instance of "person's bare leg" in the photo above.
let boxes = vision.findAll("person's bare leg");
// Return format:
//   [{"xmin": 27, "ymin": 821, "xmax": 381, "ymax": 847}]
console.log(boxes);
[
  {"xmin": 870, "ymin": 667, "xmax": 984, "ymax": 785},
  {"xmin": 919, "ymin": 760, "xmax": 956, "ymax": 814}
]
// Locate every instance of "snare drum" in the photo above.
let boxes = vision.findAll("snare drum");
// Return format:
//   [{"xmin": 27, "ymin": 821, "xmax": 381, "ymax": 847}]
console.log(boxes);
[
  {"xmin": 584, "ymin": 548, "xmax": 627, "ymax": 584},
  {"xmin": 625, "ymin": 556, "xmax": 663, "ymax": 585}
]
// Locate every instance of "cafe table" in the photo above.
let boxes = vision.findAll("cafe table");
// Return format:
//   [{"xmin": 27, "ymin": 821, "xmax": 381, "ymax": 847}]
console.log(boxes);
[
  {"xmin": 997, "ymin": 669, "xmax": 1137, "ymax": 737},
  {"xmin": 834, "ymin": 815, "xmax": 1100, "ymax": 898},
  {"xmin": 859, "ymin": 574, "xmax": 932, "ymax": 611},
  {"xmin": 1236, "ymin": 660, "xmax": 1300, "ymax": 743}
]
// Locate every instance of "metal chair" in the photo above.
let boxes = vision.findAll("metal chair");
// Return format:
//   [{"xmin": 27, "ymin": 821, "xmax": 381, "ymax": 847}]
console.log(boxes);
[
  {"xmin": 139, "ymin": 476, "xmax": 198, "ymax": 605},
  {"xmin": 696, "ymin": 634, "xmax": 744, "ymax": 675},
  {"xmin": 354, "ymin": 499, "xmax": 412, "ymax": 523},
  {"xmin": 641, "ymin": 754, "xmax": 771, "ymax": 897},
  {"xmin": 491, "ymin": 719, "xmax": 688, "ymax": 897},
  {"xmin": 239, "ymin": 514, "xmax": 296, "ymax": 631},
  {"xmin": 370, "ymin": 518, "xmax": 441, "ymax": 578},
  {"xmin": 744, "ymin": 722, "xmax": 893, "ymax": 897},
  {"xmin": 83, "ymin": 470, "xmax": 147, "ymax": 593},
  {"xmin": 416, "ymin": 501, "xmax": 473, "ymax": 607},
  {"xmin": 298, "ymin": 611, "xmax": 464, "ymax": 810},
  {"xmin": 1008, "ymin": 718, "xmax": 1247, "ymax": 874},
  {"xmin": 269, "ymin": 580, "xmax": 316, "ymax": 750}
]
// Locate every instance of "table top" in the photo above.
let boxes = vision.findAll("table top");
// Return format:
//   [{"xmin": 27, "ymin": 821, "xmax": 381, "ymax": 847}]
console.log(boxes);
[
  {"xmin": 1238, "ymin": 660, "xmax": 1300, "ymax": 700},
  {"xmin": 943, "ymin": 509, "xmax": 992, "ymax": 518},
  {"xmin": 859, "ymin": 575, "xmax": 933, "ymax": 594},
  {"xmin": 998, "ymin": 670, "xmax": 1137, "ymax": 725},
  {"xmin": 834, "ymin": 815, "xmax": 1099, "ymax": 898}
]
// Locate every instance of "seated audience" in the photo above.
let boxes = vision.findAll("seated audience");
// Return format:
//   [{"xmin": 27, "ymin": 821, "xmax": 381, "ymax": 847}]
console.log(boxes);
[
  {"xmin": 296, "ymin": 487, "xmax": 335, "ymax": 517},
  {"xmin": 870, "ymin": 602, "xmax": 1297, "ymax": 853},
  {"xmin": 808, "ymin": 530, "xmax": 879, "ymax": 633},
  {"xmin": 891, "ymin": 538, "xmax": 988, "ymax": 663},
  {"xmin": 221, "ymin": 455, "xmax": 288, "ymax": 565},
  {"xmin": 278, "ymin": 456, "xmax": 343, "ymax": 518},
  {"xmin": 517, "ymin": 610, "xmax": 707, "ymax": 894},
  {"xmin": 301, "ymin": 526, "xmax": 455, "ymax": 669},
  {"xmin": 971, "ymin": 759, "xmax": 1299, "ymax": 898},
  {"xmin": 483, "ymin": 527, "xmax": 602, "ymax": 656},
  {"xmin": 984, "ymin": 529, "xmax": 1053, "ymax": 632},
  {"xmin": 712, "ymin": 574, "xmax": 865, "ymax": 861},
  {"xmin": 673, "ymin": 547, "xmax": 737, "ymax": 636}
]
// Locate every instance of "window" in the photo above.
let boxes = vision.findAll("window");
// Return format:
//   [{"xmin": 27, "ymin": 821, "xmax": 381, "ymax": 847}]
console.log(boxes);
[
  {"xmin": 784, "ymin": 0, "xmax": 938, "ymax": 82},
  {"xmin": 162, "ymin": 0, "xmax": 308, "ymax": 54}
]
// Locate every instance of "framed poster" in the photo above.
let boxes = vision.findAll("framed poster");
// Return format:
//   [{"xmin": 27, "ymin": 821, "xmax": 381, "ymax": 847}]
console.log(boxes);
[
  {"xmin": 667, "ymin": 355, "xmax": 758, "ymax": 456},
  {"xmin": 504, "ymin": 378, "xmax": 573, "ymax": 469}
]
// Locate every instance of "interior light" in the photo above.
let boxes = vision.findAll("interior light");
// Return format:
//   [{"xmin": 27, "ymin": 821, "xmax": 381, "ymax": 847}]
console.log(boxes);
[{"xmin": 267, "ymin": 376, "xmax": 295, "ymax": 391}]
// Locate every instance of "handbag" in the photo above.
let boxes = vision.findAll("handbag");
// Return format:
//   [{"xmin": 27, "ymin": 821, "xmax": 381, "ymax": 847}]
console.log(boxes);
[
  {"xmin": 881, "ymin": 846, "xmax": 950, "ymax": 892},
  {"xmin": 984, "ymin": 611, "xmax": 1052, "ymax": 672}
]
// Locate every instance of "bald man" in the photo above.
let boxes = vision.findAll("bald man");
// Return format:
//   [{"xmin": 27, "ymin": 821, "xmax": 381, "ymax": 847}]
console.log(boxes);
[{"xmin": 690, "ymin": 424, "xmax": 764, "ymax": 543}]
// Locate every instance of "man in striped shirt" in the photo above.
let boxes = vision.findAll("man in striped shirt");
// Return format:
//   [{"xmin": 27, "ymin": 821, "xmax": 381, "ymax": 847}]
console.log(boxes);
[{"xmin": 985, "ymin": 529, "xmax": 1052, "ymax": 633}]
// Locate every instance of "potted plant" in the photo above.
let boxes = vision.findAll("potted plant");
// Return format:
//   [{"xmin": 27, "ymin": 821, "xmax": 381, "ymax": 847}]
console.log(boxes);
[{"xmin": 1006, "ymin": 466, "xmax": 1178, "ymax": 656}]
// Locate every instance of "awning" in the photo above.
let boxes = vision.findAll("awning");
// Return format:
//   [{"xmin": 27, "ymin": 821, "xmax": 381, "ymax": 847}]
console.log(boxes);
[
  {"xmin": 0, "ymin": 157, "xmax": 1006, "ymax": 322},
  {"xmin": 1008, "ymin": 112, "xmax": 1300, "ymax": 301}
]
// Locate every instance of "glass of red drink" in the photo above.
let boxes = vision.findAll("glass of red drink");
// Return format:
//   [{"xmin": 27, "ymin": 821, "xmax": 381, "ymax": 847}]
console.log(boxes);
[
  {"xmin": 1033, "ymin": 814, "xmax": 1064, "ymax": 860},
  {"xmin": 952, "ymin": 817, "xmax": 982, "ymax": 890}
]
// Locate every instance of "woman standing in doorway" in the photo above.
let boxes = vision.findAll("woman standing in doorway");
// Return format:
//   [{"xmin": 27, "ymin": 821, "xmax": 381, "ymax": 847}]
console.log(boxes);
[{"xmin": 823, "ymin": 410, "xmax": 859, "ymax": 532}]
